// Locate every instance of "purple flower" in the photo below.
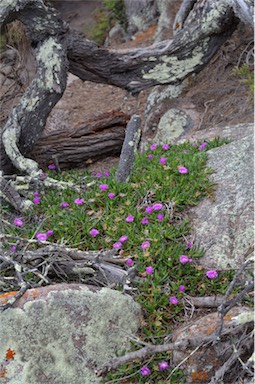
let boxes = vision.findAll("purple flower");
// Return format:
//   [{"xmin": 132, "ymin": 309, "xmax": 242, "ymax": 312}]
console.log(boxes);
[
  {"xmin": 113, "ymin": 242, "xmax": 122, "ymax": 249},
  {"xmin": 60, "ymin": 201, "xmax": 70, "ymax": 208},
  {"xmin": 150, "ymin": 144, "xmax": 157, "ymax": 150},
  {"xmin": 34, "ymin": 191, "xmax": 39, "ymax": 197},
  {"xmin": 96, "ymin": 173, "xmax": 102, "ymax": 178},
  {"xmin": 157, "ymin": 213, "xmax": 164, "ymax": 222},
  {"xmin": 145, "ymin": 206, "xmax": 153, "ymax": 214},
  {"xmin": 178, "ymin": 166, "xmax": 189, "ymax": 174},
  {"xmin": 91, "ymin": 171, "xmax": 95, "ymax": 176},
  {"xmin": 140, "ymin": 366, "xmax": 151, "ymax": 376},
  {"xmin": 141, "ymin": 241, "xmax": 150, "ymax": 250},
  {"xmin": 186, "ymin": 241, "xmax": 193, "ymax": 248},
  {"xmin": 36, "ymin": 233, "xmax": 48, "ymax": 241},
  {"xmin": 48, "ymin": 163, "xmax": 56, "ymax": 170},
  {"xmin": 141, "ymin": 217, "xmax": 149, "ymax": 225},
  {"xmin": 33, "ymin": 197, "xmax": 41, "ymax": 205},
  {"xmin": 179, "ymin": 285, "xmax": 185, "ymax": 292},
  {"xmin": 74, "ymin": 198, "xmax": 84, "ymax": 205},
  {"xmin": 119, "ymin": 235, "xmax": 128, "ymax": 243},
  {"xmin": 99, "ymin": 184, "xmax": 108, "ymax": 191},
  {"xmin": 162, "ymin": 144, "xmax": 169, "ymax": 150},
  {"xmin": 104, "ymin": 171, "xmax": 109, "ymax": 177},
  {"xmin": 148, "ymin": 154, "xmax": 153, "ymax": 159},
  {"xmin": 14, "ymin": 218, "xmax": 24, "ymax": 227},
  {"xmin": 169, "ymin": 296, "xmax": 178, "ymax": 305},
  {"xmin": 158, "ymin": 361, "xmax": 169, "ymax": 371},
  {"xmin": 199, "ymin": 142, "xmax": 207, "ymax": 151},
  {"xmin": 189, "ymin": 258, "xmax": 193, "ymax": 263},
  {"xmin": 206, "ymin": 270, "xmax": 218, "ymax": 279},
  {"xmin": 46, "ymin": 230, "xmax": 53, "ymax": 237},
  {"xmin": 125, "ymin": 215, "xmax": 134, "ymax": 222},
  {"xmin": 145, "ymin": 266, "xmax": 154, "ymax": 274},
  {"xmin": 90, "ymin": 228, "xmax": 99, "ymax": 237},
  {"xmin": 160, "ymin": 157, "xmax": 167, "ymax": 164},
  {"xmin": 10, "ymin": 245, "xmax": 17, "ymax": 252},
  {"xmin": 108, "ymin": 193, "xmax": 115, "ymax": 199},
  {"xmin": 152, "ymin": 203, "xmax": 163, "ymax": 211},
  {"xmin": 179, "ymin": 255, "xmax": 189, "ymax": 264},
  {"xmin": 126, "ymin": 259, "xmax": 133, "ymax": 266}
]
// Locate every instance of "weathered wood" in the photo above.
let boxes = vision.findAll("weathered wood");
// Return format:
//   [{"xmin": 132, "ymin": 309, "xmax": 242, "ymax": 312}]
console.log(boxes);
[
  {"xmin": 30, "ymin": 111, "xmax": 129, "ymax": 169},
  {"xmin": 0, "ymin": 0, "xmax": 253, "ymax": 187},
  {"xmin": 116, "ymin": 114, "xmax": 141, "ymax": 182}
]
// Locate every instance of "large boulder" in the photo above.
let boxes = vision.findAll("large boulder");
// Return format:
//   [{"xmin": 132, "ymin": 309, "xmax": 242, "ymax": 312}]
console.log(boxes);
[
  {"xmin": 188, "ymin": 124, "xmax": 254, "ymax": 269},
  {"xmin": 0, "ymin": 284, "xmax": 141, "ymax": 383}
]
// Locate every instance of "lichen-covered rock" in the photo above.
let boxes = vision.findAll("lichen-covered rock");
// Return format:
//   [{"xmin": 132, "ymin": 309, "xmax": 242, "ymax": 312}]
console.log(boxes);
[
  {"xmin": 172, "ymin": 306, "xmax": 254, "ymax": 383},
  {"xmin": 189, "ymin": 126, "xmax": 254, "ymax": 269},
  {"xmin": 0, "ymin": 284, "xmax": 141, "ymax": 383}
]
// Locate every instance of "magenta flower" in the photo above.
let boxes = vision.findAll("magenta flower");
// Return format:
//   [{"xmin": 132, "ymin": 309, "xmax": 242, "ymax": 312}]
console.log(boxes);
[
  {"xmin": 141, "ymin": 241, "xmax": 150, "ymax": 250},
  {"xmin": 14, "ymin": 218, "xmax": 24, "ymax": 227},
  {"xmin": 36, "ymin": 233, "xmax": 47, "ymax": 241},
  {"xmin": 104, "ymin": 171, "xmax": 109, "ymax": 177},
  {"xmin": 34, "ymin": 191, "xmax": 39, "ymax": 197},
  {"xmin": 74, "ymin": 198, "xmax": 84, "ymax": 205},
  {"xmin": 206, "ymin": 270, "xmax": 218, "ymax": 279},
  {"xmin": 150, "ymin": 144, "xmax": 157, "ymax": 150},
  {"xmin": 158, "ymin": 361, "xmax": 169, "ymax": 371},
  {"xmin": 108, "ymin": 193, "xmax": 115, "ymax": 199},
  {"xmin": 145, "ymin": 206, "xmax": 153, "ymax": 214},
  {"xmin": 96, "ymin": 173, "xmax": 102, "ymax": 178},
  {"xmin": 160, "ymin": 157, "xmax": 167, "ymax": 164},
  {"xmin": 90, "ymin": 228, "xmax": 99, "ymax": 237},
  {"xmin": 10, "ymin": 245, "xmax": 17, "ymax": 252},
  {"xmin": 99, "ymin": 184, "xmax": 108, "ymax": 191},
  {"xmin": 125, "ymin": 215, "xmax": 134, "ymax": 222},
  {"xmin": 48, "ymin": 163, "xmax": 55, "ymax": 170},
  {"xmin": 152, "ymin": 203, "xmax": 163, "ymax": 211},
  {"xmin": 162, "ymin": 144, "xmax": 169, "ymax": 150},
  {"xmin": 33, "ymin": 197, "xmax": 41, "ymax": 204},
  {"xmin": 46, "ymin": 230, "xmax": 53, "ymax": 237},
  {"xmin": 179, "ymin": 255, "xmax": 189, "ymax": 264},
  {"xmin": 141, "ymin": 217, "xmax": 149, "ymax": 225},
  {"xmin": 113, "ymin": 242, "xmax": 122, "ymax": 249},
  {"xmin": 60, "ymin": 201, "xmax": 70, "ymax": 208},
  {"xmin": 169, "ymin": 296, "xmax": 178, "ymax": 305},
  {"xmin": 119, "ymin": 235, "xmax": 128, "ymax": 243},
  {"xmin": 178, "ymin": 166, "xmax": 189, "ymax": 174},
  {"xmin": 186, "ymin": 241, "xmax": 193, "ymax": 248},
  {"xmin": 126, "ymin": 259, "xmax": 133, "ymax": 266},
  {"xmin": 145, "ymin": 266, "xmax": 154, "ymax": 274},
  {"xmin": 140, "ymin": 366, "xmax": 151, "ymax": 376},
  {"xmin": 148, "ymin": 154, "xmax": 153, "ymax": 159},
  {"xmin": 199, "ymin": 142, "xmax": 207, "ymax": 151},
  {"xmin": 157, "ymin": 213, "xmax": 164, "ymax": 222},
  {"xmin": 179, "ymin": 285, "xmax": 185, "ymax": 292}
]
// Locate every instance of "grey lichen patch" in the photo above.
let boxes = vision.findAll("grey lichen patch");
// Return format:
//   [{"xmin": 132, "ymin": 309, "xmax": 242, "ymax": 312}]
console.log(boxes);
[
  {"xmin": 37, "ymin": 37, "xmax": 62, "ymax": 91},
  {"xmin": 153, "ymin": 108, "xmax": 190, "ymax": 144},
  {"xmin": 142, "ymin": 39, "xmax": 209, "ymax": 83},
  {"xmin": 0, "ymin": 286, "xmax": 141, "ymax": 383},
  {"xmin": 146, "ymin": 83, "xmax": 184, "ymax": 114},
  {"xmin": 201, "ymin": 2, "xmax": 228, "ymax": 33},
  {"xmin": 24, "ymin": 96, "xmax": 40, "ymax": 112},
  {"xmin": 233, "ymin": 311, "xmax": 254, "ymax": 325}
]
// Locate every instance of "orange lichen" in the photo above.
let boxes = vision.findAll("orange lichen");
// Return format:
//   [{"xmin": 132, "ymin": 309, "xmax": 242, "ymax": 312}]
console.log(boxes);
[
  {"xmin": 0, "ymin": 368, "xmax": 7, "ymax": 378},
  {"xmin": 5, "ymin": 348, "xmax": 16, "ymax": 360},
  {"xmin": 191, "ymin": 370, "xmax": 208, "ymax": 382},
  {"xmin": 0, "ymin": 291, "xmax": 18, "ymax": 305}
]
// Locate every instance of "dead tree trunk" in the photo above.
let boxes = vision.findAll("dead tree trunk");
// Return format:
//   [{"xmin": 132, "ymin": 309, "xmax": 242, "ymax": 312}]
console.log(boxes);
[{"xmin": 0, "ymin": 0, "xmax": 253, "ymax": 208}]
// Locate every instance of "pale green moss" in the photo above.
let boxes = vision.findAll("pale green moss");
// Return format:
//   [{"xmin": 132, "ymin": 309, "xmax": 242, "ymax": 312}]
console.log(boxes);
[{"xmin": 0, "ymin": 286, "xmax": 141, "ymax": 383}]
